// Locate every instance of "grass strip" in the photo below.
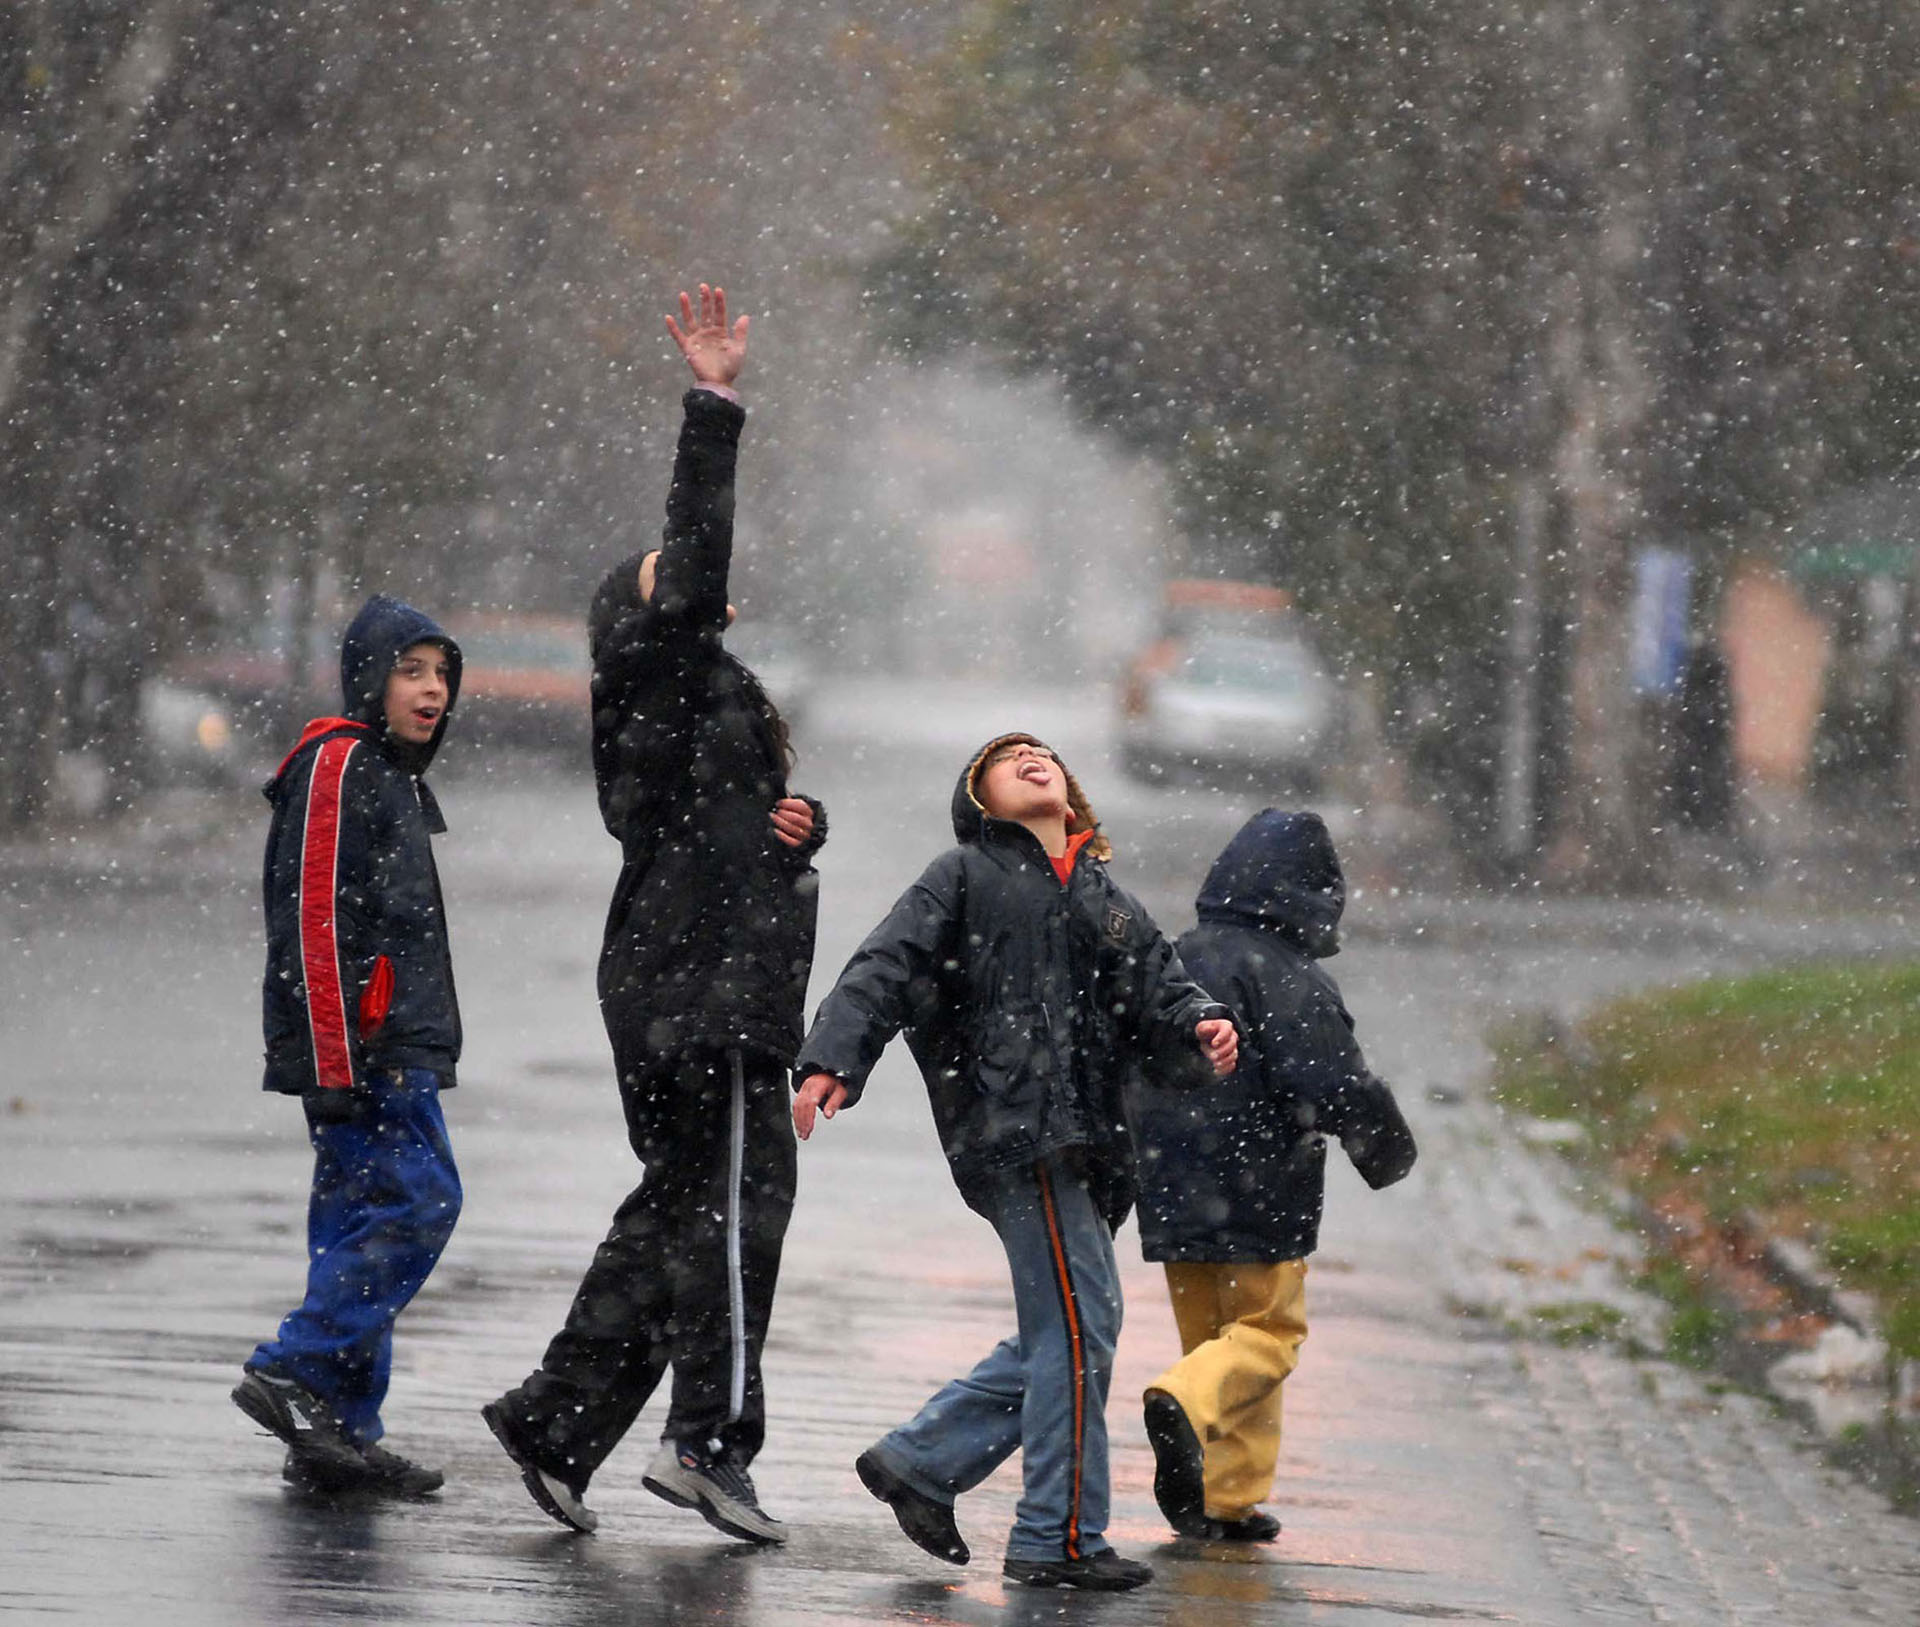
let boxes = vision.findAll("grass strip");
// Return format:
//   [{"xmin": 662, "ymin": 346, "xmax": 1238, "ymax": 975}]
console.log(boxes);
[{"xmin": 1491, "ymin": 960, "xmax": 1920, "ymax": 1358}]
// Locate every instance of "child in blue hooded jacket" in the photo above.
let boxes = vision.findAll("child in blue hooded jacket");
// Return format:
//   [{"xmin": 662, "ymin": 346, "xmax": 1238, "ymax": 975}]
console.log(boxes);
[
  {"xmin": 230, "ymin": 595, "xmax": 466, "ymax": 1498},
  {"xmin": 1130, "ymin": 809, "xmax": 1416, "ymax": 1544}
]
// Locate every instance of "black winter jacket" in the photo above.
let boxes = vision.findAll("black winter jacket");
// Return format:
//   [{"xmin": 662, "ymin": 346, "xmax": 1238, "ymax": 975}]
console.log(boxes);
[
  {"xmin": 260, "ymin": 596, "xmax": 464, "ymax": 1100},
  {"xmin": 589, "ymin": 389, "xmax": 825, "ymax": 1069},
  {"xmin": 796, "ymin": 735, "xmax": 1228, "ymax": 1225},
  {"xmin": 1131, "ymin": 809, "xmax": 1416, "ymax": 1263}
]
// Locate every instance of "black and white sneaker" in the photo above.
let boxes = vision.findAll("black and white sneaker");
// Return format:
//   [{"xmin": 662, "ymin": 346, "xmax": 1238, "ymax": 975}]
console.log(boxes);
[
  {"xmin": 642, "ymin": 1438, "xmax": 786, "ymax": 1545},
  {"xmin": 232, "ymin": 1367, "xmax": 365, "ymax": 1475},
  {"xmin": 481, "ymin": 1399, "xmax": 598, "ymax": 1533}
]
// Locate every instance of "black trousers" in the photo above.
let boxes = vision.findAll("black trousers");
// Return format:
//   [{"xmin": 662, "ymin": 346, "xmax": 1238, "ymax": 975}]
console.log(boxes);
[{"xmin": 505, "ymin": 1046, "xmax": 796, "ymax": 1485}]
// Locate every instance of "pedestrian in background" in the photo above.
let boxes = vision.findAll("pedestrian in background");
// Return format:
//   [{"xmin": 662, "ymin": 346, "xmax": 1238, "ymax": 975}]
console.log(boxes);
[
  {"xmin": 793, "ymin": 732, "xmax": 1237, "ymax": 1592},
  {"xmin": 1131, "ymin": 808, "xmax": 1417, "ymax": 1543},
  {"xmin": 483, "ymin": 285, "xmax": 826, "ymax": 1543},
  {"xmin": 231, "ymin": 595, "xmax": 466, "ymax": 1499}
]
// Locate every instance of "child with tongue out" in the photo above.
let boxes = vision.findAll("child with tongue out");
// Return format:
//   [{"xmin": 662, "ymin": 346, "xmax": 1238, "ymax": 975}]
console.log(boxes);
[
  {"xmin": 793, "ymin": 732, "xmax": 1238, "ymax": 1592},
  {"xmin": 231, "ymin": 595, "xmax": 466, "ymax": 1500}
]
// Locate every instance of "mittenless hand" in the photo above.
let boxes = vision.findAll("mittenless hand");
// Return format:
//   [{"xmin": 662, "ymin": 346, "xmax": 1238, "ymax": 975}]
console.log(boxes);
[
  {"xmin": 665, "ymin": 283, "xmax": 749, "ymax": 388},
  {"xmin": 771, "ymin": 797, "xmax": 814, "ymax": 849},
  {"xmin": 1196, "ymin": 1017, "xmax": 1238, "ymax": 1076},
  {"xmin": 793, "ymin": 1072, "xmax": 847, "ymax": 1139}
]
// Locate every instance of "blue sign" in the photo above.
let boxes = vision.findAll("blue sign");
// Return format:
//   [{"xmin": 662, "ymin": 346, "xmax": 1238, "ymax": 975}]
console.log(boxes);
[{"xmin": 1628, "ymin": 547, "xmax": 1693, "ymax": 696}]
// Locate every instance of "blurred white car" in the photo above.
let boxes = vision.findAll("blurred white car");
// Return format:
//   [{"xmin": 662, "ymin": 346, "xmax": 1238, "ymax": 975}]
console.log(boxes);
[{"xmin": 1119, "ymin": 631, "xmax": 1342, "ymax": 792}]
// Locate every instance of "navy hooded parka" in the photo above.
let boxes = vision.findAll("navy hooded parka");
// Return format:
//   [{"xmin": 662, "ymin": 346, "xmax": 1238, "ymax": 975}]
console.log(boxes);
[
  {"xmin": 259, "ymin": 595, "xmax": 464, "ymax": 1101},
  {"xmin": 1131, "ymin": 809, "xmax": 1416, "ymax": 1263}
]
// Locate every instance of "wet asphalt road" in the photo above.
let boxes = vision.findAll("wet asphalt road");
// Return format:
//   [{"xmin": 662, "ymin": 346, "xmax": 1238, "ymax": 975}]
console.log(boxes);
[{"xmin": 3, "ymin": 678, "xmax": 1917, "ymax": 1625}]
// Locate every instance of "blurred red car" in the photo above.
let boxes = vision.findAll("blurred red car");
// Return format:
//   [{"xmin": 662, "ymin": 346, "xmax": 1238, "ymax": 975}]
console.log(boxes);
[{"xmin": 437, "ymin": 612, "xmax": 590, "ymax": 753}]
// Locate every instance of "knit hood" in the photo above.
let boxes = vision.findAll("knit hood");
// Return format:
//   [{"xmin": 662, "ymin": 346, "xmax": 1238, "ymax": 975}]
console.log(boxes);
[
  {"xmin": 951, "ymin": 731, "xmax": 1111, "ymax": 861},
  {"xmin": 1193, "ymin": 808, "xmax": 1344, "ymax": 957}
]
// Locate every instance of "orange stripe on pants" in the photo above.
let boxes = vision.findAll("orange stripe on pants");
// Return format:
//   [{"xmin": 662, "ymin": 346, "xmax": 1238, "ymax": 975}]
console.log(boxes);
[{"xmin": 1035, "ymin": 1163, "xmax": 1086, "ymax": 1560}]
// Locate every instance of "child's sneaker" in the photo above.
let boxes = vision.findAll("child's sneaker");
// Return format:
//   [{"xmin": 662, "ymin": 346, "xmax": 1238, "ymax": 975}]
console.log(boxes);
[
  {"xmin": 232, "ymin": 1367, "xmax": 364, "ymax": 1475},
  {"xmin": 1003, "ymin": 1550, "xmax": 1154, "ymax": 1591},
  {"xmin": 642, "ymin": 1438, "xmax": 786, "ymax": 1545},
  {"xmin": 481, "ymin": 1399, "xmax": 598, "ymax": 1533},
  {"xmin": 282, "ymin": 1444, "xmax": 445, "ymax": 1498},
  {"xmin": 1208, "ymin": 1509, "xmax": 1281, "ymax": 1542}
]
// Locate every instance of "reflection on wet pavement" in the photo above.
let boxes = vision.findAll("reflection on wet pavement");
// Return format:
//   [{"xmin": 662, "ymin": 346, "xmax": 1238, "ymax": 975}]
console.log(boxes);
[{"xmin": 4, "ymin": 683, "xmax": 1917, "ymax": 1624}]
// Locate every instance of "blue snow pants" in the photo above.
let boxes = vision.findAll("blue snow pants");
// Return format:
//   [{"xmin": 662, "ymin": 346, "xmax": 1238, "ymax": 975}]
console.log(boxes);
[
  {"xmin": 249, "ymin": 1068, "xmax": 462, "ymax": 1445},
  {"xmin": 862, "ymin": 1158, "xmax": 1122, "ymax": 1563}
]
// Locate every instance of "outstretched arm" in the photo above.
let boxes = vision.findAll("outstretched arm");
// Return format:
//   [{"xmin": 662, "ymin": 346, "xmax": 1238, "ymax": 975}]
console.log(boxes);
[{"xmin": 646, "ymin": 284, "xmax": 750, "ymax": 634}]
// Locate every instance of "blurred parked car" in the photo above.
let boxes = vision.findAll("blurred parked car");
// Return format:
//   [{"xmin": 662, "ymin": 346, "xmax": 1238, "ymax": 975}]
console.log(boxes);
[
  {"xmin": 438, "ymin": 612, "xmax": 590, "ymax": 754},
  {"xmin": 1119, "ymin": 629, "xmax": 1342, "ymax": 793}
]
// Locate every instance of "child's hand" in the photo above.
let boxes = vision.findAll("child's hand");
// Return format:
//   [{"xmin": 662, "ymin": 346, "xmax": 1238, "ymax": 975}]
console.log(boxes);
[
  {"xmin": 1196, "ymin": 1017, "xmax": 1238, "ymax": 1076},
  {"xmin": 665, "ymin": 283, "xmax": 749, "ymax": 388},
  {"xmin": 793, "ymin": 1071, "xmax": 847, "ymax": 1139},
  {"xmin": 771, "ymin": 797, "xmax": 815, "ymax": 849}
]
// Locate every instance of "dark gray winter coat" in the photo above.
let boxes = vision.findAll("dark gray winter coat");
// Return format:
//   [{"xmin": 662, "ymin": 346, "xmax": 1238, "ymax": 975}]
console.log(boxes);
[
  {"xmin": 795, "ymin": 733, "xmax": 1228, "ymax": 1226},
  {"xmin": 1131, "ymin": 809, "xmax": 1416, "ymax": 1263}
]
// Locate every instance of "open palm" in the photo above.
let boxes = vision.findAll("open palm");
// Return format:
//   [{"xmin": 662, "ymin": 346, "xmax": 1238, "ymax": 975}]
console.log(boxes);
[{"xmin": 665, "ymin": 283, "xmax": 749, "ymax": 387}]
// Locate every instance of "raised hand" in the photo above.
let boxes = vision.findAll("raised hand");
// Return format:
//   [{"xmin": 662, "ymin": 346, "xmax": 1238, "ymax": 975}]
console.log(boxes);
[{"xmin": 665, "ymin": 283, "xmax": 750, "ymax": 388}]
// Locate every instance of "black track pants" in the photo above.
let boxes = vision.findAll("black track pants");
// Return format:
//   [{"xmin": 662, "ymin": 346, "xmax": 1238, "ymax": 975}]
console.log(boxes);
[{"xmin": 504, "ymin": 1046, "xmax": 796, "ymax": 1484}]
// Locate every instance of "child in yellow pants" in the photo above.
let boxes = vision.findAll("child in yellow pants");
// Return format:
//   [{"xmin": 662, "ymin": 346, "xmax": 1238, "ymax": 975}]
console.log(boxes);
[{"xmin": 1132, "ymin": 810, "xmax": 1416, "ymax": 1542}]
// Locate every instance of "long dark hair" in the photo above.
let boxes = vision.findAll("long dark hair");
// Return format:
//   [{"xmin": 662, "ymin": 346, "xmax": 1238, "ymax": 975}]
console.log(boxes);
[{"xmin": 724, "ymin": 647, "xmax": 795, "ymax": 775}]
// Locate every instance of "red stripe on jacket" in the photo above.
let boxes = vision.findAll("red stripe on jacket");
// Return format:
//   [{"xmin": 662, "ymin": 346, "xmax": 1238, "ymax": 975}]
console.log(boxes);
[{"xmin": 299, "ymin": 737, "xmax": 360, "ymax": 1091}]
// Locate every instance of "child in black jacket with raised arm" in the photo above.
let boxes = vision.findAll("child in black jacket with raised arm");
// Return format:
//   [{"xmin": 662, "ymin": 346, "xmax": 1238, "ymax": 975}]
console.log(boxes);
[{"xmin": 483, "ymin": 286, "xmax": 826, "ymax": 1545}]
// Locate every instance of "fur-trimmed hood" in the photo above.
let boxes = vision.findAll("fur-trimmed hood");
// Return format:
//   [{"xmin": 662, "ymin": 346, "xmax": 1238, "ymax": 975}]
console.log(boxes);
[{"xmin": 950, "ymin": 731, "xmax": 1112, "ymax": 861}]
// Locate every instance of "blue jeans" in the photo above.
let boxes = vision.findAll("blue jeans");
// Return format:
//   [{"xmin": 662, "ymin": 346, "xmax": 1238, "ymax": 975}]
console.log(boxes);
[
  {"xmin": 866, "ymin": 1159, "xmax": 1121, "ymax": 1562},
  {"xmin": 249, "ymin": 1069, "xmax": 461, "ymax": 1444}
]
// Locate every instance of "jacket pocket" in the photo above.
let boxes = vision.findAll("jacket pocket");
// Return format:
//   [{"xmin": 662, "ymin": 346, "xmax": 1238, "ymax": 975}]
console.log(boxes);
[
  {"xmin": 358, "ymin": 954, "xmax": 395, "ymax": 1038},
  {"xmin": 970, "ymin": 1003, "xmax": 1057, "ymax": 1144}
]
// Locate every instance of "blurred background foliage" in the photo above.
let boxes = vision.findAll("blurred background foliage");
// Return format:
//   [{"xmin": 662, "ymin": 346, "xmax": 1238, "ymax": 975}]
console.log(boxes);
[{"xmin": 5, "ymin": 0, "xmax": 1920, "ymax": 867}]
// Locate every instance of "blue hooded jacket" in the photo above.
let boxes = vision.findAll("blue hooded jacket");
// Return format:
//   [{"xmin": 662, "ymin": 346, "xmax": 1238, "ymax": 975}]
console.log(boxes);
[
  {"xmin": 1131, "ymin": 809, "xmax": 1415, "ymax": 1262},
  {"xmin": 259, "ymin": 596, "xmax": 464, "ymax": 1101}
]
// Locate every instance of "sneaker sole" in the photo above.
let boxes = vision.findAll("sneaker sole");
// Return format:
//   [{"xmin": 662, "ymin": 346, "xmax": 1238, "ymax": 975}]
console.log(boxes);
[
  {"xmin": 1143, "ymin": 1391, "xmax": 1209, "ymax": 1535},
  {"xmin": 232, "ymin": 1376, "xmax": 364, "ymax": 1473},
  {"xmin": 481, "ymin": 1403, "xmax": 597, "ymax": 1534},
  {"xmin": 641, "ymin": 1461, "xmax": 786, "ymax": 1546}
]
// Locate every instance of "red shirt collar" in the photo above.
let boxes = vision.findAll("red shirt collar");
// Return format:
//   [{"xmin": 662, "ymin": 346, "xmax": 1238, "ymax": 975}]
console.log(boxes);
[{"xmin": 1050, "ymin": 827, "xmax": 1097, "ymax": 885}]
